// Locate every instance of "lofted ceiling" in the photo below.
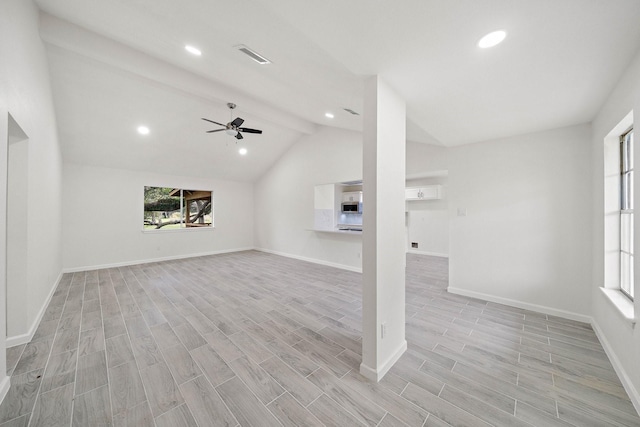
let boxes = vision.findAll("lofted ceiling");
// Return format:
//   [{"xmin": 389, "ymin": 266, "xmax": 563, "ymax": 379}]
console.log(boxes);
[{"xmin": 36, "ymin": 0, "xmax": 640, "ymax": 178}]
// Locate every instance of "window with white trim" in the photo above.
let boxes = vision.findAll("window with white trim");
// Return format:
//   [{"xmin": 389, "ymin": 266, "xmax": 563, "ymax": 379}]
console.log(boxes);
[
  {"xmin": 620, "ymin": 128, "xmax": 634, "ymax": 300},
  {"xmin": 143, "ymin": 187, "xmax": 213, "ymax": 230}
]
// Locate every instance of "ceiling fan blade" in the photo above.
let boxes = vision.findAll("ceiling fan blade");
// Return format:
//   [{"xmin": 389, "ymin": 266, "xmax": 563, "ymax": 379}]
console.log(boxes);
[
  {"xmin": 230, "ymin": 117, "xmax": 245, "ymax": 127},
  {"xmin": 239, "ymin": 127, "xmax": 262, "ymax": 134},
  {"xmin": 206, "ymin": 129, "xmax": 226, "ymax": 133},
  {"xmin": 201, "ymin": 118, "xmax": 225, "ymax": 127},
  {"xmin": 235, "ymin": 132, "xmax": 243, "ymax": 140}
]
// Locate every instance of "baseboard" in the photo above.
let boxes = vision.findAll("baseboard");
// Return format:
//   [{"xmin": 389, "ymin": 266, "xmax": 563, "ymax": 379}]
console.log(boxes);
[
  {"xmin": 255, "ymin": 248, "xmax": 362, "ymax": 273},
  {"xmin": 62, "ymin": 247, "xmax": 255, "ymax": 273},
  {"xmin": 591, "ymin": 319, "xmax": 640, "ymax": 415},
  {"xmin": 407, "ymin": 249, "xmax": 448, "ymax": 258},
  {"xmin": 447, "ymin": 287, "xmax": 591, "ymax": 324},
  {"xmin": 6, "ymin": 271, "xmax": 63, "ymax": 348},
  {"xmin": 0, "ymin": 376, "xmax": 10, "ymax": 406},
  {"xmin": 360, "ymin": 340, "xmax": 407, "ymax": 382}
]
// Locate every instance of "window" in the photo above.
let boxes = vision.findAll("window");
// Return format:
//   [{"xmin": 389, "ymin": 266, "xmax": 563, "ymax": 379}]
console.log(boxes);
[
  {"xmin": 143, "ymin": 187, "xmax": 213, "ymax": 230},
  {"xmin": 620, "ymin": 128, "xmax": 634, "ymax": 299}
]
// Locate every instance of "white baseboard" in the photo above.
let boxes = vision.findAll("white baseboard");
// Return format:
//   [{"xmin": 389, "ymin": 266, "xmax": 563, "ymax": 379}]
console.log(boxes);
[
  {"xmin": 407, "ymin": 249, "xmax": 448, "ymax": 258},
  {"xmin": 447, "ymin": 287, "xmax": 592, "ymax": 324},
  {"xmin": 0, "ymin": 376, "xmax": 10, "ymax": 406},
  {"xmin": 591, "ymin": 319, "xmax": 640, "ymax": 415},
  {"xmin": 7, "ymin": 271, "xmax": 63, "ymax": 348},
  {"xmin": 360, "ymin": 340, "xmax": 407, "ymax": 382},
  {"xmin": 255, "ymin": 248, "xmax": 362, "ymax": 273},
  {"xmin": 62, "ymin": 247, "xmax": 255, "ymax": 273}
]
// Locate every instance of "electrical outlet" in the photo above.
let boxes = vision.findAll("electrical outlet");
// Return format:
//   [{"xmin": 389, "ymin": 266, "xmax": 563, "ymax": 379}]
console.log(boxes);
[
  {"xmin": 411, "ymin": 242, "xmax": 418, "ymax": 248},
  {"xmin": 357, "ymin": 252, "xmax": 361, "ymax": 259},
  {"xmin": 381, "ymin": 322, "xmax": 387, "ymax": 338}
]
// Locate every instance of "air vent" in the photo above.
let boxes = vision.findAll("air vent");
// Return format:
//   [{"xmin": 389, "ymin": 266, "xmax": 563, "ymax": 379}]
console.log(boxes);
[
  {"xmin": 235, "ymin": 45, "xmax": 271, "ymax": 65},
  {"xmin": 343, "ymin": 108, "xmax": 360, "ymax": 115}
]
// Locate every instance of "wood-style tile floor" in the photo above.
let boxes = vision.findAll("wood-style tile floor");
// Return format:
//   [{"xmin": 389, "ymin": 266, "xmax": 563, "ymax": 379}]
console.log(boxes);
[{"xmin": 1, "ymin": 251, "xmax": 638, "ymax": 426}]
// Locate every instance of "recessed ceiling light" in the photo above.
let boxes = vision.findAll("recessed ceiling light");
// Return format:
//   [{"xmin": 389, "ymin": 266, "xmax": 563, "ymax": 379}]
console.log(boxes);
[
  {"xmin": 137, "ymin": 126, "xmax": 150, "ymax": 135},
  {"xmin": 239, "ymin": 148, "xmax": 248, "ymax": 155},
  {"xmin": 325, "ymin": 112, "xmax": 335, "ymax": 119},
  {"xmin": 185, "ymin": 45, "xmax": 202, "ymax": 56},
  {"xmin": 478, "ymin": 30, "xmax": 507, "ymax": 49}
]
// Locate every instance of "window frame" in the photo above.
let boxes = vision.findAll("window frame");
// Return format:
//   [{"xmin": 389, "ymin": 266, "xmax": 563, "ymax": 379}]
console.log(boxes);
[
  {"xmin": 620, "ymin": 127, "xmax": 634, "ymax": 300},
  {"xmin": 143, "ymin": 186, "xmax": 214, "ymax": 231}
]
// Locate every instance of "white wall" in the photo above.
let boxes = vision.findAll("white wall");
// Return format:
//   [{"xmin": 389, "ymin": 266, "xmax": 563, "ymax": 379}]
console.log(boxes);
[
  {"xmin": 406, "ymin": 176, "xmax": 449, "ymax": 257},
  {"xmin": 6, "ymin": 137, "xmax": 29, "ymax": 338},
  {"xmin": 62, "ymin": 163, "xmax": 254, "ymax": 270},
  {"xmin": 448, "ymin": 124, "xmax": 593, "ymax": 319},
  {"xmin": 0, "ymin": 0, "xmax": 64, "ymax": 357},
  {"xmin": 406, "ymin": 140, "xmax": 448, "ymax": 177},
  {"xmin": 254, "ymin": 126, "xmax": 364, "ymax": 270},
  {"xmin": 591, "ymin": 46, "xmax": 640, "ymax": 410},
  {"xmin": 254, "ymin": 127, "xmax": 449, "ymax": 271}
]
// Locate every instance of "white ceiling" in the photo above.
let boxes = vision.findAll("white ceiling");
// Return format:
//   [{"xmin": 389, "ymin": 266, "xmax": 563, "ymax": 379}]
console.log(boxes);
[
  {"xmin": 46, "ymin": 44, "xmax": 304, "ymax": 182},
  {"xmin": 35, "ymin": 0, "xmax": 640, "ymax": 177}
]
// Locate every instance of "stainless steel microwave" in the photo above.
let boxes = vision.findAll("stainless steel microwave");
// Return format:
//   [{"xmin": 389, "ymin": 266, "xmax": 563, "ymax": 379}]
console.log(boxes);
[{"xmin": 341, "ymin": 201, "xmax": 363, "ymax": 214}]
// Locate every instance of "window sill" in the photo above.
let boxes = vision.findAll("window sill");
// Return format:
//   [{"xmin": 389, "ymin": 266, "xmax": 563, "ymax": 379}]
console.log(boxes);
[
  {"xmin": 600, "ymin": 287, "xmax": 636, "ymax": 327},
  {"xmin": 142, "ymin": 226, "xmax": 215, "ymax": 234}
]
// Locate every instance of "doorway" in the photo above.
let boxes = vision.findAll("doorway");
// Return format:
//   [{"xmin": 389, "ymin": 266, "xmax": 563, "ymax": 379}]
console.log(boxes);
[{"xmin": 6, "ymin": 114, "xmax": 28, "ymax": 339}]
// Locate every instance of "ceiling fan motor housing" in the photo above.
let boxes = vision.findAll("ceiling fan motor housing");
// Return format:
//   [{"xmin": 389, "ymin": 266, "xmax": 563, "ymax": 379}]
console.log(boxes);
[{"xmin": 202, "ymin": 103, "xmax": 262, "ymax": 139}]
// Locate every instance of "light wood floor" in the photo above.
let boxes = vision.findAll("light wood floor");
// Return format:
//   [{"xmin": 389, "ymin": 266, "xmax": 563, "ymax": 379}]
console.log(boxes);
[{"xmin": 0, "ymin": 251, "xmax": 638, "ymax": 426}]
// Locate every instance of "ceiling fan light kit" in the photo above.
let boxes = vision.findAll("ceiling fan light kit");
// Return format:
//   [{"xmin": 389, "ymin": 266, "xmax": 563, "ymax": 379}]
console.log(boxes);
[{"xmin": 202, "ymin": 102, "xmax": 263, "ymax": 141}]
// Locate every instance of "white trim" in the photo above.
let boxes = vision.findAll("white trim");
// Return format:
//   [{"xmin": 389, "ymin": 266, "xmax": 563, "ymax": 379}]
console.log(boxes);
[
  {"xmin": 360, "ymin": 340, "xmax": 407, "ymax": 382},
  {"xmin": 254, "ymin": 247, "xmax": 362, "ymax": 273},
  {"xmin": 447, "ymin": 286, "xmax": 591, "ymax": 323},
  {"xmin": 591, "ymin": 319, "xmax": 640, "ymax": 415},
  {"xmin": 141, "ymin": 226, "xmax": 215, "ymax": 234},
  {"xmin": 6, "ymin": 272, "xmax": 63, "ymax": 348},
  {"xmin": 0, "ymin": 376, "xmax": 10, "ymax": 405},
  {"xmin": 407, "ymin": 249, "xmax": 448, "ymax": 258},
  {"xmin": 599, "ymin": 287, "xmax": 636, "ymax": 325},
  {"xmin": 61, "ymin": 247, "xmax": 255, "ymax": 273}
]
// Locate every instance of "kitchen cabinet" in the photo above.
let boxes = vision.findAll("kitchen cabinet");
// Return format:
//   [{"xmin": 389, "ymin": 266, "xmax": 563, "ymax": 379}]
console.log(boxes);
[
  {"xmin": 342, "ymin": 191, "xmax": 363, "ymax": 202},
  {"xmin": 405, "ymin": 185, "xmax": 441, "ymax": 201}
]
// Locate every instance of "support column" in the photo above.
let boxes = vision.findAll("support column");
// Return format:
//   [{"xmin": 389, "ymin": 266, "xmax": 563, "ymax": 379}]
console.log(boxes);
[{"xmin": 360, "ymin": 76, "xmax": 407, "ymax": 381}]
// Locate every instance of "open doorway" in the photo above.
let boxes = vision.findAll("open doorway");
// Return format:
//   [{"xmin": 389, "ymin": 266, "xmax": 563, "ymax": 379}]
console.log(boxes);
[
  {"xmin": 6, "ymin": 114, "xmax": 28, "ymax": 340},
  {"xmin": 405, "ymin": 170, "xmax": 449, "ymax": 258}
]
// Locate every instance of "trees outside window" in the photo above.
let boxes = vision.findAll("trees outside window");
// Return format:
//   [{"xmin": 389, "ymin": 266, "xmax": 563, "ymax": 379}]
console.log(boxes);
[{"xmin": 144, "ymin": 187, "xmax": 213, "ymax": 230}]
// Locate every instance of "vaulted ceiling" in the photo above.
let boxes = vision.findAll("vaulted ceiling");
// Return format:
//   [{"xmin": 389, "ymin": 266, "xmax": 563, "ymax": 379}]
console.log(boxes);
[{"xmin": 36, "ymin": 0, "xmax": 640, "ymax": 180}]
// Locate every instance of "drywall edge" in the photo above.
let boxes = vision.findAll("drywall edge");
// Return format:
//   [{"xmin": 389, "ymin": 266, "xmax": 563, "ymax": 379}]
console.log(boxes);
[
  {"xmin": 447, "ymin": 286, "xmax": 592, "ymax": 323},
  {"xmin": 592, "ymin": 319, "xmax": 640, "ymax": 415},
  {"xmin": 255, "ymin": 247, "xmax": 362, "ymax": 273},
  {"xmin": 61, "ymin": 247, "xmax": 255, "ymax": 273},
  {"xmin": 6, "ymin": 272, "xmax": 62, "ymax": 348}
]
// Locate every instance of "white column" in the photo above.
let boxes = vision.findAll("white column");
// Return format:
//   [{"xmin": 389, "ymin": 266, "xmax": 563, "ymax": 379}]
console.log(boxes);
[
  {"xmin": 360, "ymin": 76, "xmax": 407, "ymax": 381},
  {"xmin": 0, "ymin": 110, "xmax": 10, "ymax": 399}
]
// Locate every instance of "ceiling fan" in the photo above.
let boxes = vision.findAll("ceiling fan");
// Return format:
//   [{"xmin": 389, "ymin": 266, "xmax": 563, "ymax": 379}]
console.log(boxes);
[{"xmin": 202, "ymin": 103, "xmax": 263, "ymax": 140}]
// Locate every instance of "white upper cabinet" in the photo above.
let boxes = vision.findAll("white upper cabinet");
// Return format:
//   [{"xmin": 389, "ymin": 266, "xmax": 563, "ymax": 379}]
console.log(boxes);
[
  {"xmin": 405, "ymin": 185, "xmax": 442, "ymax": 200},
  {"xmin": 342, "ymin": 191, "xmax": 363, "ymax": 202},
  {"xmin": 405, "ymin": 187, "xmax": 422, "ymax": 200}
]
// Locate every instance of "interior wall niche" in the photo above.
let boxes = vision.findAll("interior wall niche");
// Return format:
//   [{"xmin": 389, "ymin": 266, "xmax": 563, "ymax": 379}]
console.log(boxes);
[{"xmin": 6, "ymin": 114, "xmax": 29, "ymax": 338}]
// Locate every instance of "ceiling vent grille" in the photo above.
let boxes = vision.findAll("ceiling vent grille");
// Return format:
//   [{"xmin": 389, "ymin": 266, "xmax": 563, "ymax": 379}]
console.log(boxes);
[
  {"xmin": 343, "ymin": 108, "xmax": 360, "ymax": 115},
  {"xmin": 235, "ymin": 45, "xmax": 271, "ymax": 64}
]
